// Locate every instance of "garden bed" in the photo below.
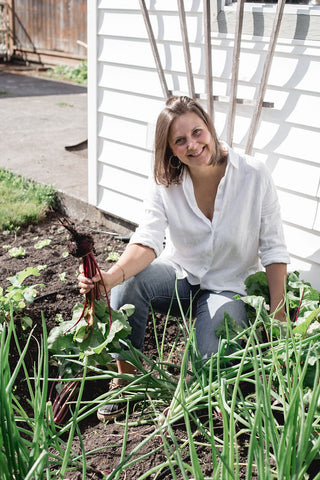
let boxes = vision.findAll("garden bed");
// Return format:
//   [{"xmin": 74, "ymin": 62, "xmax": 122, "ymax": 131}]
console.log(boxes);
[
  {"xmin": 1, "ymin": 215, "xmax": 217, "ymax": 479},
  {"xmin": 1, "ymin": 214, "xmax": 319, "ymax": 479}
]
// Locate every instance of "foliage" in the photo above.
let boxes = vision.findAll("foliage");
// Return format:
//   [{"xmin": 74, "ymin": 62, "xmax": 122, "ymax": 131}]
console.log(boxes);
[
  {"xmin": 0, "ymin": 266, "xmax": 45, "ymax": 329},
  {"xmin": 0, "ymin": 314, "xmax": 94, "ymax": 480},
  {"xmin": 48, "ymin": 299, "xmax": 133, "ymax": 373},
  {"xmin": 0, "ymin": 168, "xmax": 56, "ymax": 231},
  {"xmin": 8, "ymin": 246, "xmax": 26, "ymax": 258},
  {"xmin": 45, "ymin": 61, "xmax": 87, "ymax": 85},
  {"xmin": 34, "ymin": 238, "xmax": 52, "ymax": 249},
  {"xmin": 105, "ymin": 281, "xmax": 320, "ymax": 480},
  {"xmin": 2, "ymin": 266, "xmax": 320, "ymax": 478}
]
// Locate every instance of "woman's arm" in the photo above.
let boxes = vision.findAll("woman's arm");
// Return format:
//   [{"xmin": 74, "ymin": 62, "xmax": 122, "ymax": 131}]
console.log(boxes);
[
  {"xmin": 265, "ymin": 262, "xmax": 287, "ymax": 322},
  {"xmin": 78, "ymin": 243, "xmax": 156, "ymax": 294}
]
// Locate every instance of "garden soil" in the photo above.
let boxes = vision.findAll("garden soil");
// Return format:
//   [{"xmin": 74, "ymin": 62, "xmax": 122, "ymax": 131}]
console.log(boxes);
[{"xmin": 1, "ymin": 214, "xmax": 230, "ymax": 480}]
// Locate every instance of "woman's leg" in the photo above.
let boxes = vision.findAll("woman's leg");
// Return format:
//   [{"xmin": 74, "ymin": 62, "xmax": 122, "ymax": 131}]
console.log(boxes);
[
  {"xmin": 194, "ymin": 291, "xmax": 248, "ymax": 359},
  {"xmin": 111, "ymin": 257, "xmax": 199, "ymax": 359}
]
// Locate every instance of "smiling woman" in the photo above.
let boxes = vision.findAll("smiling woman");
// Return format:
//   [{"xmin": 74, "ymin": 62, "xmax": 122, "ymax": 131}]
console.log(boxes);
[{"xmin": 78, "ymin": 95, "xmax": 290, "ymax": 422}]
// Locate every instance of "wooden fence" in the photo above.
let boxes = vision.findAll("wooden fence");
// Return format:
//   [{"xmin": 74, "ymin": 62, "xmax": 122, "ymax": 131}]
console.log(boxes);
[{"xmin": 1, "ymin": 0, "xmax": 87, "ymax": 63}]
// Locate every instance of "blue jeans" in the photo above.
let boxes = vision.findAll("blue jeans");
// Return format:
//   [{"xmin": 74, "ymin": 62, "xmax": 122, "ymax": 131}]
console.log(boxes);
[{"xmin": 111, "ymin": 258, "xmax": 248, "ymax": 360}]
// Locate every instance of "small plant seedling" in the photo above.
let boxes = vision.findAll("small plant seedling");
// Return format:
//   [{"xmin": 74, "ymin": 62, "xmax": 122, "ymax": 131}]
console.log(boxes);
[
  {"xmin": 34, "ymin": 238, "xmax": 52, "ymax": 249},
  {"xmin": 106, "ymin": 251, "xmax": 121, "ymax": 262},
  {"xmin": 8, "ymin": 247, "xmax": 26, "ymax": 258},
  {"xmin": 58, "ymin": 272, "xmax": 67, "ymax": 282}
]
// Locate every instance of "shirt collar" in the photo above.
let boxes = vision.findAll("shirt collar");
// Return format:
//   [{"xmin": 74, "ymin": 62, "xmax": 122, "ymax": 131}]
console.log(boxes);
[{"xmin": 220, "ymin": 142, "xmax": 239, "ymax": 169}]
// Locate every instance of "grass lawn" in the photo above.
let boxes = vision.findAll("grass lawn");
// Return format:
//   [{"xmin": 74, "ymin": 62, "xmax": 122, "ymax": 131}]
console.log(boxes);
[{"xmin": 0, "ymin": 168, "xmax": 56, "ymax": 232}]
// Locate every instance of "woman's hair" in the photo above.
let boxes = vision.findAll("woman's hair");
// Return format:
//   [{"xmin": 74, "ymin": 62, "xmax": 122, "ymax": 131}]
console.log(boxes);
[{"xmin": 153, "ymin": 96, "xmax": 227, "ymax": 186}]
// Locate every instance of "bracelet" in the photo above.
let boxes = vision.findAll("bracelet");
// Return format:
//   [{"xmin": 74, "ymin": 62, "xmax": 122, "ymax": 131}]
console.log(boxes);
[{"xmin": 115, "ymin": 263, "xmax": 126, "ymax": 283}]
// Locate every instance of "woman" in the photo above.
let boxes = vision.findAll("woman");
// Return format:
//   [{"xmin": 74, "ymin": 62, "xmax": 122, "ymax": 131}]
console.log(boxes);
[{"xmin": 78, "ymin": 96, "xmax": 290, "ymax": 421}]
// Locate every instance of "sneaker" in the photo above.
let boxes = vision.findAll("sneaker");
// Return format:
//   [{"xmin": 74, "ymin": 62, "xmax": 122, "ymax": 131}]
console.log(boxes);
[{"xmin": 97, "ymin": 377, "xmax": 130, "ymax": 422}]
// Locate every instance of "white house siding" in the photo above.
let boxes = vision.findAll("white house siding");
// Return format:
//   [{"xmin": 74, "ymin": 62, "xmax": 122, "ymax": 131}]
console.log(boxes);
[{"xmin": 87, "ymin": 0, "xmax": 320, "ymax": 290}]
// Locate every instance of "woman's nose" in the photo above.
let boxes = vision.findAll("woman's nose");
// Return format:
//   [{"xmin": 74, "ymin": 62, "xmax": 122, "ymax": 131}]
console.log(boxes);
[{"xmin": 187, "ymin": 138, "xmax": 196, "ymax": 151}]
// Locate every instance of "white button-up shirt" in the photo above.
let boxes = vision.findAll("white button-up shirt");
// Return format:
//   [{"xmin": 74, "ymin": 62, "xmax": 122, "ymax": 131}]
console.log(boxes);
[{"xmin": 129, "ymin": 146, "xmax": 290, "ymax": 295}]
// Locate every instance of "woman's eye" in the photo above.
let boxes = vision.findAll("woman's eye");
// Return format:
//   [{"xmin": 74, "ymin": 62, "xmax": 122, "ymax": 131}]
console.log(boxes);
[
  {"xmin": 194, "ymin": 129, "xmax": 201, "ymax": 135},
  {"xmin": 176, "ymin": 138, "xmax": 184, "ymax": 145}
]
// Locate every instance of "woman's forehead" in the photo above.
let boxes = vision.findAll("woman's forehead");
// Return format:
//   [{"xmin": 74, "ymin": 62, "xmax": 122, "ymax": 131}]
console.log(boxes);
[{"xmin": 169, "ymin": 112, "xmax": 205, "ymax": 138}]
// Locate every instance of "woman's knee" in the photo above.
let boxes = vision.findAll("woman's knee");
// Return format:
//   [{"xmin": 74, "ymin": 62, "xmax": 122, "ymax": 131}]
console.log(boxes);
[
  {"xmin": 110, "ymin": 258, "xmax": 177, "ymax": 310},
  {"xmin": 194, "ymin": 291, "xmax": 247, "ymax": 358}
]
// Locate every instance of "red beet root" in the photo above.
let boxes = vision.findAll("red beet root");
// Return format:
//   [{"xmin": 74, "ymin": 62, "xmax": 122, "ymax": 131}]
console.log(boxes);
[{"xmin": 57, "ymin": 216, "xmax": 112, "ymax": 335}]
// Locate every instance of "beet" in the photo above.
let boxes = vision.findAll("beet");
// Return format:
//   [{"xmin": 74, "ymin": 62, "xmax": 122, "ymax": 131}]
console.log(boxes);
[{"xmin": 55, "ymin": 214, "xmax": 112, "ymax": 334}]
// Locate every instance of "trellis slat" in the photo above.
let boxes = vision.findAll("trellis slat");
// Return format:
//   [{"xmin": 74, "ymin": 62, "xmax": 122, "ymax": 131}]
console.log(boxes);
[
  {"xmin": 138, "ymin": 0, "xmax": 171, "ymax": 99},
  {"xmin": 226, "ymin": 0, "xmax": 245, "ymax": 147},
  {"xmin": 245, "ymin": 0, "xmax": 286, "ymax": 155},
  {"xmin": 203, "ymin": 0, "xmax": 213, "ymax": 119},
  {"xmin": 177, "ymin": 0, "xmax": 196, "ymax": 99}
]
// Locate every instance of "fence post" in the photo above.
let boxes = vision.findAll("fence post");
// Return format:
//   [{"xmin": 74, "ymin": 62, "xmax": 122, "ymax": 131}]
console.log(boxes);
[{"xmin": 6, "ymin": 0, "xmax": 14, "ymax": 59}]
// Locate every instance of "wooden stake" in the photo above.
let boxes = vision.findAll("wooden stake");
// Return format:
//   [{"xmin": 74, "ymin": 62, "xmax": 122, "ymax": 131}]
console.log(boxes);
[
  {"xmin": 7, "ymin": 0, "xmax": 14, "ymax": 59},
  {"xmin": 177, "ymin": 0, "xmax": 196, "ymax": 99},
  {"xmin": 139, "ymin": 0, "xmax": 171, "ymax": 99},
  {"xmin": 245, "ymin": 0, "xmax": 286, "ymax": 155},
  {"xmin": 226, "ymin": 0, "xmax": 245, "ymax": 147},
  {"xmin": 203, "ymin": 0, "xmax": 213, "ymax": 119}
]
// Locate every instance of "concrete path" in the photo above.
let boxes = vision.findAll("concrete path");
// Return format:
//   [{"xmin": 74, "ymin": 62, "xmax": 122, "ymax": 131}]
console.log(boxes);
[
  {"xmin": 0, "ymin": 64, "xmax": 88, "ymax": 206},
  {"xmin": 0, "ymin": 63, "xmax": 133, "ymax": 234}
]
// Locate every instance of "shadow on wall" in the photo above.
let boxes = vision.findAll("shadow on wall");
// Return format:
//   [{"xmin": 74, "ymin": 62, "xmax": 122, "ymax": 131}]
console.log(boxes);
[
  {"xmin": 290, "ymin": 248, "xmax": 320, "ymax": 292},
  {"xmin": 216, "ymin": 9, "xmax": 313, "ymax": 41}
]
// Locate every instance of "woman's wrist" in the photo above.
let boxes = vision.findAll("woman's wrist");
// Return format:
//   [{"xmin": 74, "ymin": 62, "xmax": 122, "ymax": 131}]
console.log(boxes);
[
  {"xmin": 114, "ymin": 263, "xmax": 126, "ymax": 283},
  {"xmin": 108, "ymin": 263, "xmax": 126, "ymax": 286}
]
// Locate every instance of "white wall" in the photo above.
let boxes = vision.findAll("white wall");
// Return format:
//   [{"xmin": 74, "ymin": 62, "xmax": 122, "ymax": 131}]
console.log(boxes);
[{"xmin": 87, "ymin": 0, "xmax": 320, "ymax": 290}]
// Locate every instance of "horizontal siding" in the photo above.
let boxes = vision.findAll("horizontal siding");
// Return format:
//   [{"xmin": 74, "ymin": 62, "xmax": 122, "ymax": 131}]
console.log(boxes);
[
  {"xmin": 88, "ymin": 1, "xmax": 320, "ymax": 289},
  {"xmin": 98, "ymin": 139, "xmax": 152, "ymax": 177},
  {"xmin": 98, "ymin": 163, "xmax": 147, "ymax": 199},
  {"xmin": 97, "ymin": 188, "xmax": 143, "ymax": 225}
]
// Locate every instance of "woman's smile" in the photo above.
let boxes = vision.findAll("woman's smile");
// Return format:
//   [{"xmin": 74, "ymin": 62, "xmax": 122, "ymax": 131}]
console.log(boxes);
[{"xmin": 188, "ymin": 146, "xmax": 205, "ymax": 158}]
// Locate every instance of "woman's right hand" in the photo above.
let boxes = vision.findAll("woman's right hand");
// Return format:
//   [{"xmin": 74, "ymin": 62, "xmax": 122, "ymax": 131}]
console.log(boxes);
[{"xmin": 78, "ymin": 264, "xmax": 104, "ymax": 295}]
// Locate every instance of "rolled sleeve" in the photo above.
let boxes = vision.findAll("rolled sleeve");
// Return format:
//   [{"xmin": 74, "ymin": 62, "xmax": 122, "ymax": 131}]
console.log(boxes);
[{"xmin": 259, "ymin": 166, "xmax": 290, "ymax": 267}]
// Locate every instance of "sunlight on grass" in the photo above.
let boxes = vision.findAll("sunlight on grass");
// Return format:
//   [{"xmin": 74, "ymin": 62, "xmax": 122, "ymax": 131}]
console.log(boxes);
[{"xmin": 0, "ymin": 168, "xmax": 56, "ymax": 231}]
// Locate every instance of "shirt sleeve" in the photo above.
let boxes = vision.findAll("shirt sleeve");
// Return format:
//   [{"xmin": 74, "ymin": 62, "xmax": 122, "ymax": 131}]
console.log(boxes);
[
  {"xmin": 258, "ymin": 163, "xmax": 290, "ymax": 267},
  {"xmin": 129, "ymin": 181, "xmax": 168, "ymax": 257}
]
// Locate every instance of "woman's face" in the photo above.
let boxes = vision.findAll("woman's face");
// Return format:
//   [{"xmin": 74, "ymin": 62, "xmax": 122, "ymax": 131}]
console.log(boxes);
[{"xmin": 168, "ymin": 112, "xmax": 215, "ymax": 171}]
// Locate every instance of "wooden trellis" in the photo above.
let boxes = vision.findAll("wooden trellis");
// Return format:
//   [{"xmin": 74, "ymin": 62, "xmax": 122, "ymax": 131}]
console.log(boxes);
[{"xmin": 139, "ymin": 0, "xmax": 286, "ymax": 155}]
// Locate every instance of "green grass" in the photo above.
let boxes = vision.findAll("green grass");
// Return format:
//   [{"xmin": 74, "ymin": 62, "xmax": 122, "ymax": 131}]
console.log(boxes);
[
  {"xmin": 45, "ymin": 61, "xmax": 87, "ymax": 85},
  {"xmin": 0, "ymin": 168, "xmax": 56, "ymax": 232}
]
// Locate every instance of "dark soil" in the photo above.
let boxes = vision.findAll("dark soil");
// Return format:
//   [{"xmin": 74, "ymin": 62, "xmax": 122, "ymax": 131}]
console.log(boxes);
[
  {"xmin": 2, "ymin": 214, "xmax": 319, "ymax": 480},
  {"xmin": 0, "ymin": 214, "xmax": 224, "ymax": 479}
]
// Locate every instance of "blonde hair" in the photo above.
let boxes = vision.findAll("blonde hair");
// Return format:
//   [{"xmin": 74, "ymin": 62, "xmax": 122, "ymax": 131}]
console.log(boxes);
[{"xmin": 154, "ymin": 96, "xmax": 227, "ymax": 186}]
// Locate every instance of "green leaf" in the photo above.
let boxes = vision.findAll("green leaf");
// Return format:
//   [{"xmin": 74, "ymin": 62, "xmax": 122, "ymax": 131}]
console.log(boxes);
[
  {"xmin": 58, "ymin": 272, "xmax": 67, "ymax": 282},
  {"xmin": 34, "ymin": 238, "xmax": 52, "ymax": 249},
  {"xmin": 93, "ymin": 318, "xmax": 131, "ymax": 355},
  {"xmin": 106, "ymin": 251, "xmax": 121, "ymax": 262},
  {"xmin": 119, "ymin": 304, "xmax": 135, "ymax": 318},
  {"xmin": 47, "ymin": 320, "xmax": 80, "ymax": 353},
  {"xmin": 23, "ymin": 285, "xmax": 44, "ymax": 303},
  {"xmin": 244, "ymin": 271, "xmax": 270, "ymax": 303},
  {"xmin": 293, "ymin": 307, "xmax": 320, "ymax": 336},
  {"xmin": 21, "ymin": 316, "xmax": 33, "ymax": 330},
  {"xmin": 8, "ymin": 246, "xmax": 26, "ymax": 258},
  {"xmin": 7, "ymin": 267, "xmax": 41, "ymax": 286}
]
